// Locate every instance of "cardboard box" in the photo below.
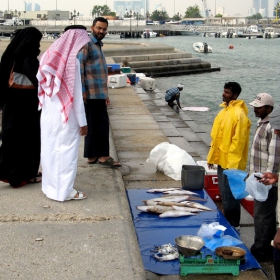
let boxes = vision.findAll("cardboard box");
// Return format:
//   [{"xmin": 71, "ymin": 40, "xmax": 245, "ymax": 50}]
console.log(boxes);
[
  {"xmin": 140, "ymin": 77, "xmax": 156, "ymax": 91},
  {"xmin": 241, "ymin": 195, "xmax": 254, "ymax": 217},
  {"xmin": 107, "ymin": 74, "xmax": 127, "ymax": 88},
  {"xmin": 196, "ymin": 161, "xmax": 221, "ymax": 202}
]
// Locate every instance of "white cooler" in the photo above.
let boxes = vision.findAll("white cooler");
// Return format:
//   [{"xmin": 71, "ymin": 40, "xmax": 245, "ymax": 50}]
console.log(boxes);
[
  {"xmin": 108, "ymin": 74, "xmax": 127, "ymax": 88},
  {"xmin": 140, "ymin": 77, "xmax": 156, "ymax": 91}
]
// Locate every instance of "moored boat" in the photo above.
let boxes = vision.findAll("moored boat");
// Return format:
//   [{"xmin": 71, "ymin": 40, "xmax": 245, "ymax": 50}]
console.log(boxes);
[
  {"xmin": 141, "ymin": 29, "xmax": 157, "ymax": 38},
  {"xmin": 193, "ymin": 42, "xmax": 212, "ymax": 53}
]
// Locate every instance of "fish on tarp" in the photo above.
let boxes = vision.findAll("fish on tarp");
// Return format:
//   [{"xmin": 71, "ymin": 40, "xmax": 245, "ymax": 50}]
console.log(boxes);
[
  {"xmin": 162, "ymin": 190, "xmax": 198, "ymax": 196},
  {"xmin": 143, "ymin": 195, "xmax": 191, "ymax": 205},
  {"xmin": 136, "ymin": 205, "xmax": 173, "ymax": 214},
  {"xmin": 159, "ymin": 210, "xmax": 197, "ymax": 218},
  {"xmin": 162, "ymin": 194, "xmax": 206, "ymax": 201},
  {"xmin": 181, "ymin": 201, "xmax": 213, "ymax": 211},
  {"xmin": 172, "ymin": 205, "xmax": 204, "ymax": 213},
  {"xmin": 146, "ymin": 188, "xmax": 181, "ymax": 193}
]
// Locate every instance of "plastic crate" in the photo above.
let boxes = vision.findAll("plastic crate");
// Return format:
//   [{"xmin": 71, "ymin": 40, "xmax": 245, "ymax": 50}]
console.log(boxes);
[
  {"xmin": 241, "ymin": 195, "xmax": 254, "ymax": 217},
  {"xmin": 121, "ymin": 67, "xmax": 131, "ymax": 73}
]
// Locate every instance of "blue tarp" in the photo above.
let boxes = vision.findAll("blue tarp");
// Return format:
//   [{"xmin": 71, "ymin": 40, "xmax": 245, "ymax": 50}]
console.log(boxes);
[{"xmin": 127, "ymin": 189, "xmax": 262, "ymax": 275}]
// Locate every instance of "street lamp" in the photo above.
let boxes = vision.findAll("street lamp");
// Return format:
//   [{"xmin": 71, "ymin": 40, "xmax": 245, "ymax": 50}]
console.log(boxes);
[{"xmin": 126, "ymin": 9, "xmax": 132, "ymax": 38}]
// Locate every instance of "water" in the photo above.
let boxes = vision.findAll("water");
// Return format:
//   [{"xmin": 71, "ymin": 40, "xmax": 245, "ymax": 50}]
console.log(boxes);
[{"xmin": 120, "ymin": 36, "xmax": 280, "ymax": 135}]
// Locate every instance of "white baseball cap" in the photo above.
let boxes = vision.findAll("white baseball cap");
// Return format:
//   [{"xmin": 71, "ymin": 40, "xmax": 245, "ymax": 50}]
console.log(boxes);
[
  {"xmin": 178, "ymin": 83, "xmax": 184, "ymax": 89},
  {"xmin": 249, "ymin": 93, "xmax": 274, "ymax": 107}
]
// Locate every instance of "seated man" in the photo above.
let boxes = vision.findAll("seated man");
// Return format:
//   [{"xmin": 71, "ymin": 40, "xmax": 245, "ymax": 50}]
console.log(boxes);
[{"xmin": 165, "ymin": 84, "xmax": 183, "ymax": 109}]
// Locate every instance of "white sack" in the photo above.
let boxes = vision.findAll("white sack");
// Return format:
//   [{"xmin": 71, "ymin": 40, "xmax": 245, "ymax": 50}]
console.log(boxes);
[{"xmin": 146, "ymin": 142, "xmax": 196, "ymax": 180}]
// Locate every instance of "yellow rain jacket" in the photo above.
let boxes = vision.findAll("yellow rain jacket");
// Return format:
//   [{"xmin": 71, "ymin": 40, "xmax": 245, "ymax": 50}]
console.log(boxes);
[{"xmin": 207, "ymin": 100, "xmax": 251, "ymax": 170}]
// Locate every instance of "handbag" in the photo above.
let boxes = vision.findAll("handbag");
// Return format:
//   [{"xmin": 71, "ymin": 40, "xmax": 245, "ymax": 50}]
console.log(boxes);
[{"xmin": 8, "ymin": 64, "xmax": 35, "ymax": 89}]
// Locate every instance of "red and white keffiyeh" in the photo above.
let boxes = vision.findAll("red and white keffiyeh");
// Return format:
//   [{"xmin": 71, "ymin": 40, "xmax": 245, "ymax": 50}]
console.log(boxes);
[{"xmin": 37, "ymin": 29, "xmax": 90, "ymax": 123}]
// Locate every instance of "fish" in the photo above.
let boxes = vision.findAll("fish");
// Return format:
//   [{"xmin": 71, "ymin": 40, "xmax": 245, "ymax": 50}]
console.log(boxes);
[
  {"xmin": 159, "ymin": 210, "xmax": 197, "ymax": 218},
  {"xmin": 145, "ymin": 200, "xmax": 161, "ymax": 206},
  {"xmin": 162, "ymin": 190, "xmax": 198, "ymax": 196},
  {"xmin": 181, "ymin": 201, "xmax": 213, "ymax": 211},
  {"xmin": 143, "ymin": 195, "xmax": 191, "ymax": 204},
  {"xmin": 153, "ymin": 251, "xmax": 179, "ymax": 261},
  {"xmin": 146, "ymin": 188, "xmax": 181, "ymax": 193},
  {"xmin": 136, "ymin": 205, "xmax": 173, "ymax": 214},
  {"xmin": 162, "ymin": 194, "xmax": 206, "ymax": 201},
  {"xmin": 172, "ymin": 205, "xmax": 204, "ymax": 213}
]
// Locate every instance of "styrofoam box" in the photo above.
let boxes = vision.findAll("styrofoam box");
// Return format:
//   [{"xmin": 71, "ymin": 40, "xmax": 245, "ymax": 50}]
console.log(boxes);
[
  {"xmin": 107, "ymin": 74, "xmax": 127, "ymax": 88},
  {"xmin": 196, "ymin": 161, "xmax": 221, "ymax": 202},
  {"xmin": 136, "ymin": 73, "xmax": 146, "ymax": 79},
  {"xmin": 140, "ymin": 77, "xmax": 156, "ymax": 91}
]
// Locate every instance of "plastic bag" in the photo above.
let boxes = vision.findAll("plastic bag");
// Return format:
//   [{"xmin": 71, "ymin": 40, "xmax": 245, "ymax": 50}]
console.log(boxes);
[
  {"xmin": 146, "ymin": 142, "xmax": 195, "ymax": 180},
  {"xmin": 245, "ymin": 173, "xmax": 272, "ymax": 202},
  {"xmin": 223, "ymin": 169, "xmax": 249, "ymax": 199},
  {"xmin": 204, "ymin": 235, "xmax": 243, "ymax": 251},
  {"xmin": 197, "ymin": 222, "xmax": 227, "ymax": 239}
]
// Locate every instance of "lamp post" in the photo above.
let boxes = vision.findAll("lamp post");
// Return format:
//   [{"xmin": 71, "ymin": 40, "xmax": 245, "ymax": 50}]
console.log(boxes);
[{"xmin": 126, "ymin": 9, "xmax": 132, "ymax": 38}]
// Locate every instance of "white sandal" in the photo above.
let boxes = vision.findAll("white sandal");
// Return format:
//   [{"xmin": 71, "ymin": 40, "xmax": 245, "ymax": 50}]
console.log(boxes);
[{"xmin": 65, "ymin": 189, "xmax": 87, "ymax": 201}]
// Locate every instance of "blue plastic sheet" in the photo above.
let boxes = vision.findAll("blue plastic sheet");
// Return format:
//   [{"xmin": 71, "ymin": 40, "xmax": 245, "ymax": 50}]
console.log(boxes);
[
  {"xmin": 127, "ymin": 189, "xmax": 261, "ymax": 275},
  {"xmin": 223, "ymin": 169, "xmax": 249, "ymax": 199}
]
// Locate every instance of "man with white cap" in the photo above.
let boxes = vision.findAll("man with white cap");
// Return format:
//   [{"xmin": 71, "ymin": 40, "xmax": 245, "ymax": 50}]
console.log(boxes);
[
  {"xmin": 165, "ymin": 84, "xmax": 183, "ymax": 109},
  {"xmin": 248, "ymin": 93, "xmax": 280, "ymax": 262}
]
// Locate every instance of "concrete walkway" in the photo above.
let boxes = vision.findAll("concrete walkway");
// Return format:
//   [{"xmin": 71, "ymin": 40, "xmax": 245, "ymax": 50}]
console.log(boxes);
[{"xmin": 0, "ymin": 82, "xmax": 273, "ymax": 280}]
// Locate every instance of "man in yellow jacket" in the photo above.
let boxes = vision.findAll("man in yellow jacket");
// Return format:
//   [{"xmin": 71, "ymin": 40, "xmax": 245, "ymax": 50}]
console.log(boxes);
[{"xmin": 207, "ymin": 82, "xmax": 251, "ymax": 230}]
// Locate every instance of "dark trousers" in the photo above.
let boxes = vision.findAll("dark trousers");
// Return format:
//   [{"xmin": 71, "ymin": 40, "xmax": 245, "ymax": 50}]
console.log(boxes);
[
  {"xmin": 251, "ymin": 186, "xmax": 277, "ymax": 261},
  {"xmin": 84, "ymin": 99, "xmax": 109, "ymax": 158},
  {"xmin": 218, "ymin": 165, "xmax": 240, "ymax": 227},
  {"xmin": 274, "ymin": 248, "xmax": 280, "ymax": 279}
]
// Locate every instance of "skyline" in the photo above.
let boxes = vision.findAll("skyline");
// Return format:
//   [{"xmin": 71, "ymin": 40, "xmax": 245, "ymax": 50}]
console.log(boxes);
[{"xmin": 0, "ymin": 0, "xmax": 276, "ymax": 17}]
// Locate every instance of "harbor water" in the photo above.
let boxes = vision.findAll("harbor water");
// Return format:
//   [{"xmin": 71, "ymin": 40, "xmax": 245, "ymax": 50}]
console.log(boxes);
[{"xmin": 119, "ymin": 36, "xmax": 280, "ymax": 137}]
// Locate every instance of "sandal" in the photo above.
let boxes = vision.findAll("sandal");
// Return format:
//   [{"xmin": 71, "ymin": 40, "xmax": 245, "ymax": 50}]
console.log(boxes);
[
  {"xmin": 37, "ymin": 172, "xmax": 42, "ymax": 177},
  {"xmin": 87, "ymin": 158, "xmax": 98, "ymax": 164},
  {"xmin": 65, "ymin": 189, "xmax": 87, "ymax": 201},
  {"xmin": 28, "ymin": 177, "xmax": 42, "ymax": 184},
  {"xmin": 98, "ymin": 157, "xmax": 122, "ymax": 168}
]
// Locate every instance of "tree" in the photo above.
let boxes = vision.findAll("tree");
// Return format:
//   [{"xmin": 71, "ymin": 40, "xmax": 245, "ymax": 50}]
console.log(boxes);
[
  {"xmin": 91, "ymin": 5, "xmax": 115, "ymax": 17},
  {"xmin": 150, "ymin": 10, "xmax": 169, "ymax": 21},
  {"xmin": 215, "ymin": 14, "xmax": 223, "ymax": 18},
  {"xmin": 247, "ymin": 13, "xmax": 262, "ymax": 20},
  {"xmin": 184, "ymin": 5, "xmax": 202, "ymax": 18},
  {"xmin": 173, "ymin": 13, "xmax": 181, "ymax": 21}
]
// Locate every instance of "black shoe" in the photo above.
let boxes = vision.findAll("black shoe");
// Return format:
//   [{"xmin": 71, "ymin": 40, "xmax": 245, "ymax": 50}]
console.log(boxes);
[{"xmin": 250, "ymin": 247, "xmax": 273, "ymax": 262}]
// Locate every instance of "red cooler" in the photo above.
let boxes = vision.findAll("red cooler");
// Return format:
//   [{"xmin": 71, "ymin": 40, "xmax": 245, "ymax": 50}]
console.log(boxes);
[
  {"xmin": 241, "ymin": 195, "xmax": 254, "ymax": 217},
  {"xmin": 196, "ymin": 161, "xmax": 221, "ymax": 202}
]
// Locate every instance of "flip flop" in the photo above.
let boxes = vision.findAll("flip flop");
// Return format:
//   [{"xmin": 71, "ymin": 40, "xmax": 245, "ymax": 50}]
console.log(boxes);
[
  {"xmin": 98, "ymin": 157, "xmax": 122, "ymax": 168},
  {"xmin": 87, "ymin": 158, "xmax": 98, "ymax": 164},
  {"xmin": 65, "ymin": 189, "xmax": 87, "ymax": 201}
]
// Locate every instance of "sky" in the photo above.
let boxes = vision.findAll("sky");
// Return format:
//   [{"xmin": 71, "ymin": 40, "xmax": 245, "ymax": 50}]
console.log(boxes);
[{"xmin": 0, "ymin": 0, "xmax": 263, "ymax": 17}]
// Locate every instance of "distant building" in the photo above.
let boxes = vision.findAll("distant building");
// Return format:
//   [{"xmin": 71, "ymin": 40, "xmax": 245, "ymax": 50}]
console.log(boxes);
[
  {"xmin": 25, "ymin": 2, "xmax": 32, "ymax": 12},
  {"xmin": 216, "ymin": 7, "xmax": 224, "ymax": 16},
  {"xmin": 19, "ymin": 10, "xmax": 69, "ymax": 20},
  {"xmin": 34, "ymin": 3, "xmax": 41, "ymax": 11},
  {"xmin": 253, "ymin": 0, "xmax": 268, "ymax": 17},
  {"xmin": 113, "ymin": 0, "xmax": 148, "ymax": 18}
]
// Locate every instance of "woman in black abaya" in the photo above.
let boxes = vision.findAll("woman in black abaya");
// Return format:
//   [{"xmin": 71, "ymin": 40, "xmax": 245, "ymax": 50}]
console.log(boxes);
[{"xmin": 0, "ymin": 27, "xmax": 42, "ymax": 187}]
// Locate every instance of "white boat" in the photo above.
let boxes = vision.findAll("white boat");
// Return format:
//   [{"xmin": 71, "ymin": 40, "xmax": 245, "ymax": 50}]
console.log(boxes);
[
  {"xmin": 141, "ymin": 29, "xmax": 157, "ymax": 38},
  {"xmin": 263, "ymin": 27, "xmax": 279, "ymax": 38},
  {"xmin": 193, "ymin": 42, "xmax": 212, "ymax": 53}
]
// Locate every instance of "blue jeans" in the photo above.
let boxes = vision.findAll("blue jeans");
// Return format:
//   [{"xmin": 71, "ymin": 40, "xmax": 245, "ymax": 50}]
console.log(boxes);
[{"xmin": 218, "ymin": 166, "xmax": 240, "ymax": 227}]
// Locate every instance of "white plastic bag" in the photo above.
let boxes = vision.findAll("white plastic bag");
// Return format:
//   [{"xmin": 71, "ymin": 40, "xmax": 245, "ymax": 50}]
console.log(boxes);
[
  {"xmin": 245, "ymin": 173, "xmax": 272, "ymax": 202},
  {"xmin": 146, "ymin": 142, "xmax": 196, "ymax": 180},
  {"xmin": 197, "ymin": 222, "xmax": 227, "ymax": 239}
]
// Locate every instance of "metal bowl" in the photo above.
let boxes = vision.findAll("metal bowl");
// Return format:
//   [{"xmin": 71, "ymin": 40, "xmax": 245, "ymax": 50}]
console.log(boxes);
[{"xmin": 175, "ymin": 235, "xmax": 204, "ymax": 256}]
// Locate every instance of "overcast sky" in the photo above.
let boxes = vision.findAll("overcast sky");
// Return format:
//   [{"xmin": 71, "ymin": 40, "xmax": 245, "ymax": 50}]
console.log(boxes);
[{"xmin": 0, "ymin": 0, "xmax": 261, "ymax": 17}]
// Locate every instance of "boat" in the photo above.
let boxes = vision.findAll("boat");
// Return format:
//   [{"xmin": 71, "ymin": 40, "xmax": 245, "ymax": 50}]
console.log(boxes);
[
  {"xmin": 141, "ymin": 29, "xmax": 157, "ymax": 38},
  {"xmin": 263, "ymin": 27, "xmax": 279, "ymax": 38},
  {"xmin": 193, "ymin": 42, "xmax": 212, "ymax": 53}
]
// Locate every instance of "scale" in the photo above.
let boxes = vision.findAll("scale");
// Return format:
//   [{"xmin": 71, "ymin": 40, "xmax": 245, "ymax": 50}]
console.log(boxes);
[{"xmin": 179, "ymin": 250, "xmax": 241, "ymax": 276}]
